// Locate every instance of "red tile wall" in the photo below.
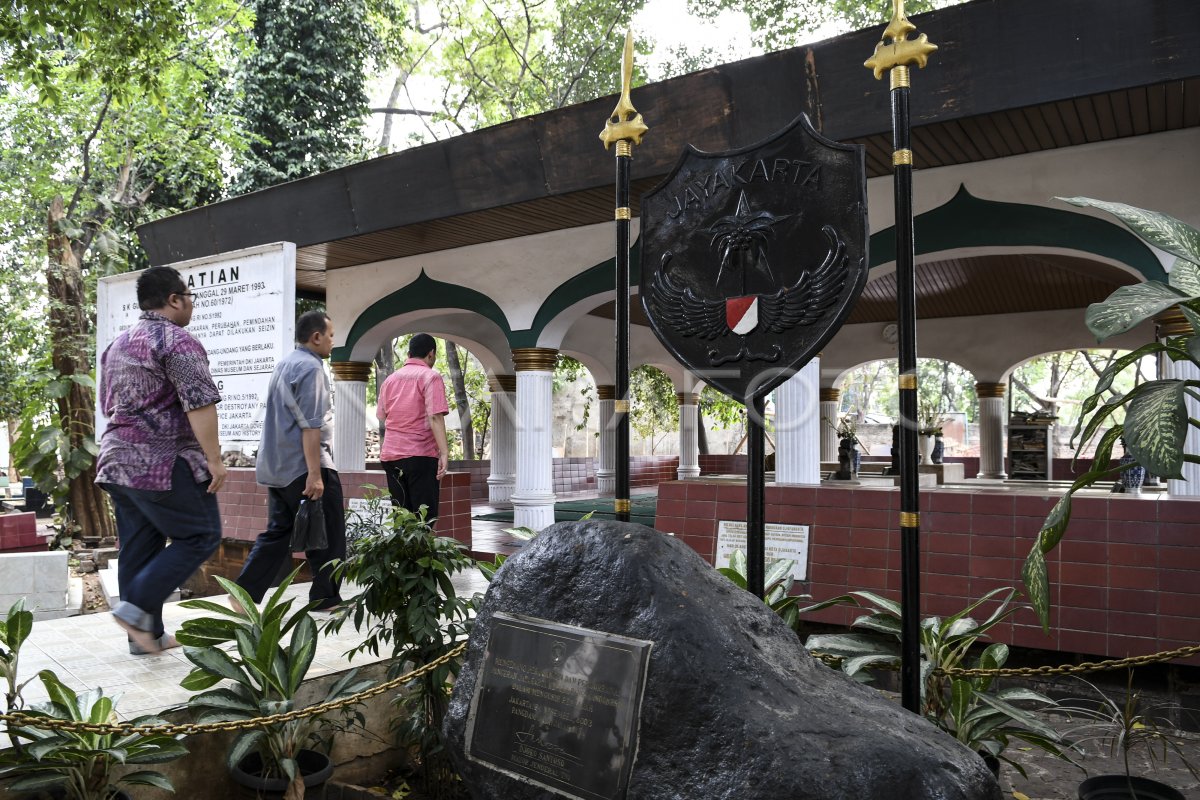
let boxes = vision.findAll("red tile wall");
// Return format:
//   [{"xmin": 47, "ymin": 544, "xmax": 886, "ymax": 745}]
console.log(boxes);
[
  {"xmin": 655, "ymin": 480, "xmax": 1200, "ymax": 666},
  {"xmin": 217, "ymin": 468, "xmax": 472, "ymax": 547},
  {"xmin": 0, "ymin": 511, "xmax": 43, "ymax": 552}
]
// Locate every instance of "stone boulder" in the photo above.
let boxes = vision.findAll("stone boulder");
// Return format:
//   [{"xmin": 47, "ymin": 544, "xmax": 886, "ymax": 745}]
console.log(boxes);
[{"xmin": 444, "ymin": 520, "xmax": 1001, "ymax": 800}]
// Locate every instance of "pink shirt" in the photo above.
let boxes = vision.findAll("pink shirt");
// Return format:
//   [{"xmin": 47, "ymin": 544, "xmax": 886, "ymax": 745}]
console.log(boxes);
[{"xmin": 378, "ymin": 358, "xmax": 450, "ymax": 460}]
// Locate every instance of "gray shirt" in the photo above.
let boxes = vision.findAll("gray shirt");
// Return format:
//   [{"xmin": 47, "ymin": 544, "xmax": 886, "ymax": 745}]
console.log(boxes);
[{"xmin": 256, "ymin": 346, "xmax": 335, "ymax": 487}]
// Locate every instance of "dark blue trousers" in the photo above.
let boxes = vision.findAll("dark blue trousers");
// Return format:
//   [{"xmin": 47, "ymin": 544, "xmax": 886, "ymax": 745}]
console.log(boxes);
[
  {"xmin": 234, "ymin": 468, "xmax": 345, "ymax": 607},
  {"xmin": 103, "ymin": 457, "xmax": 222, "ymax": 639}
]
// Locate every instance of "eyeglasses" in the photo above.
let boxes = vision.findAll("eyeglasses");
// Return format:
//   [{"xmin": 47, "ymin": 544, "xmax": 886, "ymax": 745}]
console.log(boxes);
[{"xmin": 175, "ymin": 291, "xmax": 195, "ymax": 301}]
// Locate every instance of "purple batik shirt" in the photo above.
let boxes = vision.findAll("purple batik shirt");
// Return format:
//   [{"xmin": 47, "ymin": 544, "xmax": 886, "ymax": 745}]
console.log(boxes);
[{"xmin": 95, "ymin": 311, "xmax": 222, "ymax": 491}]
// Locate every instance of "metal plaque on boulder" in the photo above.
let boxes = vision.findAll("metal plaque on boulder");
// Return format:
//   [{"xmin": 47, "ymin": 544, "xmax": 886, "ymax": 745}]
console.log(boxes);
[
  {"xmin": 465, "ymin": 612, "xmax": 653, "ymax": 800},
  {"xmin": 640, "ymin": 113, "xmax": 868, "ymax": 401}
]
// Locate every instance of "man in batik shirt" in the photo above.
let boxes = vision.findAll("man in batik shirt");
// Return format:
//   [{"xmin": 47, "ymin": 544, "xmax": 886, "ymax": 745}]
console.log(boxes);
[{"xmin": 96, "ymin": 266, "xmax": 226, "ymax": 655}]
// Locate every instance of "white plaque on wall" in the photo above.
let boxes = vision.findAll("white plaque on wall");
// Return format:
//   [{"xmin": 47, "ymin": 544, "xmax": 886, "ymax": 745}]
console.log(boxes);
[
  {"xmin": 716, "ymin": 520, "xmax": 810, "ymax": 581},
  {"xmin": 96, "ymin": 242, "xmax": 296, "ymax": 450}
]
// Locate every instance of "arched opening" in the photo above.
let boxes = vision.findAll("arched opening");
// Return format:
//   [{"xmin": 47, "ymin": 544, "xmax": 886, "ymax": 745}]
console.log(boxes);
[
  {"xmin": 1006, "ymin": 348, "xmax": 1154, "ymax": 461},
  {"xmin": 834, "ymin": 357, "xmax": 978, "ymax": 458}
]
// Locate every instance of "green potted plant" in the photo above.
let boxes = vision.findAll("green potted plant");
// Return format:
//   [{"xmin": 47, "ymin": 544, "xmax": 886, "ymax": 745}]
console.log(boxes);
[
  {"xmin": 1058, "ymin": 671, "xmax": 1197, "ymax": 800},
  {"xmin": 797, "ymin": 588, "xmax": 1074, "ymax": 776},
  {"xmin": 175, "ymin": 573, "xmax": 372, "ymax": 800},
  {"xmin": 1022, "ymin": 198, "xmax": 1200, "ymax": 630},
  {"xmin": 324, "ymin": 489, "xmax": 474, "ymax": 798},
  {"xmin": 0, "ymin": 670, "xmax": 188, "ymax": 799}
]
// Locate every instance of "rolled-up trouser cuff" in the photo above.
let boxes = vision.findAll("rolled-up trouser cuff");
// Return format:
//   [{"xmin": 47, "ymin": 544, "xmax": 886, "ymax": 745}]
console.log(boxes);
[{"xmin": 113, "ymin": 600, "xmax": 155, "ymax": 634}]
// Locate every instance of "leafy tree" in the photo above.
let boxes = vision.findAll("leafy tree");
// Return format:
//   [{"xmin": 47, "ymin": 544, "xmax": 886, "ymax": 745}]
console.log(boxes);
[
  {"xmin": 685, "ymin": 0, "xmax": 963, "ymax": 53},
  {"xmin": 371, "ymin": 0, "xmax": 648, "ymax": 146},
  {"xmin": 629, "ymin": 365, "xmax": 677, "ymax": 453},
  {"xmin": 0, "ymin": 1, "xmax": 252, "ymax": 539},
  {"xmin": 232, "ymin": 0, "xmax": 377, "ymax": 192}
]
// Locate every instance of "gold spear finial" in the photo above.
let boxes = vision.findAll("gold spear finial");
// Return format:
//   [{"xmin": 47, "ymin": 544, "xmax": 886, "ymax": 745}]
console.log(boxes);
[
  {"xmin": 600, "ymin": 30, "xmax": 648, "ymax": 149},
  {"xmin": 864, "ymin": 0, "xmax": 937, "ymax": 80}
]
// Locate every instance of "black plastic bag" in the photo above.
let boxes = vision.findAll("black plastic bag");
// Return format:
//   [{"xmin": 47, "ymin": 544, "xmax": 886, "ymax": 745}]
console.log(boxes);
[{"xmin": 291, "ymin": 498, "xmax": 328, "ymax": 552}]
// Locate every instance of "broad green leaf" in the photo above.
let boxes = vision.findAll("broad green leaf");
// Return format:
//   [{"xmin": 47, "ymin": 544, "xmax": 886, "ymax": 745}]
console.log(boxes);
[
  {"xmin": 38, "ymin": 671, "xmax": 79, "ymax": 719},
  {"xmin": 949, "ymin": 678, "xmax": 971, "ymax": 726},
  {"xmin": 226, "ymin": 730, "xmax": 265, "ymax": 771},
  {"xmin": 1169, "ymin": 257, "xmax": 1200, "ymax": 296},
  {"xmin": 1022, "ymin": 546, "xmax": 1051, "ymax": 633},
  {"xmin": 1085, "ymin": 282, "xmax": 1187, "ymax": 340},
  {"xmin": 764, "ymin": 558, "xmax": 795, "ymax": 588},
  {"xmin": 5, "ymin": 604, "xmax": 33, "ymax": 651},
  {"xmin": 728, "ymin": 549, "xmax": 747, "ymax": 579},
  {"xmin": 182, "ymin": 645, "xmax": 245, "ymax": 683},
  {"xmin": 1058, "ymin": 197, "xmax": 1200, "ymax": 266},
  {"xmin": 187, "ymin": 688, "xmax": 257, "ymax": 715},
  {"xmin": 842, "ymin": 653, "xmax": 899, "ymax": 676},
  {"xmin": 180, "ymin": 667, "xmax": 223, "ymax": 692},
  {"xmin": 804, "ymin": 632, "xmax": 897, "ymax": 658},
  {"xmin": 973, "ymin": 692, "xmax": 1061, "ymax": 740},
  {"xmin": 851, "ymin": 612, "xmax": 902, "ymax": 636},
  {"xmin": 118, "ymin": 771, "xmax": 174, "ymax": 791},
  {"xmin": 7, "ymin": 773, "xmax": 69, "ymax": 791},
  {"xmin": 286, "ymin": 614, "xmax": 317, "ymax": 694},
  {"xmin": 1124, "ymin": 379, "xmax": 1189, "ymax": 479}
]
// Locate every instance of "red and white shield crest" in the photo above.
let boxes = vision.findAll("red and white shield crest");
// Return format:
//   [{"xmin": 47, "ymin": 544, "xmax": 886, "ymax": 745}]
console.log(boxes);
[{"xmin": 726, "ymin": 296, "xmax": 758, "ymax": 335}]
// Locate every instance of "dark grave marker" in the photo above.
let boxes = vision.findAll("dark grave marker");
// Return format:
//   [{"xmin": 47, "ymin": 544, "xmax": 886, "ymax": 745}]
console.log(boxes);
[{"xmin": 465, "ymin": 612, "xmax": 653, "ymax": 800}]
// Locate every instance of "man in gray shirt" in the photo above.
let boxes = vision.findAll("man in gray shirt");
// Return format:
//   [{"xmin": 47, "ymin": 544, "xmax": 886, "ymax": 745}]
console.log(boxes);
[{"xmin": 234, "ymin": 310, "xmax": 344, "ymax": 610}]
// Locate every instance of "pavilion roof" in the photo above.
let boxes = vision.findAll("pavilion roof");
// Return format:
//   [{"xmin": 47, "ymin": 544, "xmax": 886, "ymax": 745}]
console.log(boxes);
[{"xmin": 137, "ymin": 0, "xmax": 1199, "ymax": 299}]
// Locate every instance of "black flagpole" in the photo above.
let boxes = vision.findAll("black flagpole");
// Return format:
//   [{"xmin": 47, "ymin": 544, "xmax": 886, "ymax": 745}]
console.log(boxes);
[
  {"xmin": 600, "ymin": 30, "xmax": 648, "ymax": 524},
  {"xmin": 865, "ymin": 0, "xmax": 937, "ymax": 714},
  {"xmin": 746, "ymin": 394, "xmax": 766, "ymax": 599}
]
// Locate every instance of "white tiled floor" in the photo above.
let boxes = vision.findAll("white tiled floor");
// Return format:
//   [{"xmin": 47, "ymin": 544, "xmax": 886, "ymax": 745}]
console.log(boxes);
[{"xmin": 10, "ymin": 569, "xmax": 489, "ymax": 720}]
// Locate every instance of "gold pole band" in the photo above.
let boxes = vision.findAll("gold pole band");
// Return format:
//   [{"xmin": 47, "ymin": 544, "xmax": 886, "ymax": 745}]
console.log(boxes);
[
  {"xmin": 900, "ymin": 511, "xmax": 919, "ymax": 528},
  {"xmin": 615, "ymin": 207, "xmax": 631, "ymax": 220},
  {"xmin": 893, "ymin": 149, "xmax": 913, "ymax": 166},
  {"xmin": 614, "ymin": 499, "xmax": 631, "ymax": 513},
  {"xmin": 898, "ymin": 374, "xmax": 917, "ymax": 390},
  {"xmin": 615, "ymin": 140, "xmax": 633, "ymax": 158},
  {"xmin": 890, "ymin": 65, "xmax": 911, "ymax": 90},
  {"xmin": 614, "ymin": 399, "xmax": 630, "ymax": 413}
]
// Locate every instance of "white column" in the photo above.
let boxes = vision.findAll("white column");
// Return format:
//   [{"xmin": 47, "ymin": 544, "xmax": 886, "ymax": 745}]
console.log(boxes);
[
  {"xmin": 775, "ymin": 361, "xmax": 821, "ymax": 484},
  {"xmin": 976, "ymin": 382, "xmax": 1007, "ymax": 479},
  {"xmin": 331, "ymin": 361, "xmax": 370, "ymax": 471},
  {"xmin": 819, "ymin": 387, "xmax": 841, "ymax": 464},
  {"xmin": 510, "ymin": 348, "xmax": 558, "ymax": 530},
  {"xmin": 596, "ymin": 385, "xmax": 616, "ymax": 494},
  {"xmin": 486, "ymin": 375, "xmax": 516, "ymax": 503},
  {"xmin": 1160, "ymin": 312, "xmax": 1200, "ymax": 495},
  {"xmin": 677, "ymin": 392, "xmax": 701, "ymax": 479}
]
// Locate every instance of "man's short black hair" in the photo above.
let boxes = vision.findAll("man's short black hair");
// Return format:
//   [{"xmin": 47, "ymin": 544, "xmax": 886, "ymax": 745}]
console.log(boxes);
[
  {"xmin": 137, "ymin": 266, "xmax": 187, "ymax": 310},
  {"xmin": 408, "ymin": 333, "xmax": 436, "ymax": 359},
  {"xmin": 296, "ymin": 310, "xmax": 331, "ymax": 344}
]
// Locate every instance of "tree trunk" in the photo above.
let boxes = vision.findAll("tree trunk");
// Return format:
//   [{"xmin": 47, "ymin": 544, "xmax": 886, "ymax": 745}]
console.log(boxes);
[
  {"xmin": 46, "ymin": 196, "xmax": 115, "ymax": 542},
  {"xmin": 374, "ymin": 342, "xmax": 394, "ymax": 442},
  {"xmin": 6, "ymin": 419, "xmax": 19, "ymax": 484},
  {"xmin": 444, "ymin": 340, "xmax": 474, "ymax": 460}
]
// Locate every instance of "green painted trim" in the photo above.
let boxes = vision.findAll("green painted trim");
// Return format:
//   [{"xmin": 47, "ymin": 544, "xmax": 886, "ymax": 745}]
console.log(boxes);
[
  {"xmin": 513, "ymin": 239, "xmax": 642, "ymax": 348},
  {"xmin": 333, "ymin": 270, "xmax": 513, "ymax": 362},
  {"xmin": 869, "ymin": 185, "xmax": 1165, "ymax": 282}
]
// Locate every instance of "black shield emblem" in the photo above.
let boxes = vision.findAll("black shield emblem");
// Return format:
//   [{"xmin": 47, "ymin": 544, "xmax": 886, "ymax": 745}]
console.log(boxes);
[{"xmin": 640, "ymin": 113, "xmax": 868, "ymax": 402}]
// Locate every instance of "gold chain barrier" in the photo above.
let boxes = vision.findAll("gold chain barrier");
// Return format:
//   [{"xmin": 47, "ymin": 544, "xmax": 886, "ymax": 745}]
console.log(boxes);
[
  {"xmin": 811, "ymin": 642, "xmax": 1200, "ymax": 677},
  {"xmin": 5, "ymin": 640, "xmax": 1199, "ymax": 736},
  {"xmin": 0, "ymin": 642, "xmax": 467, "ymax": 737}
]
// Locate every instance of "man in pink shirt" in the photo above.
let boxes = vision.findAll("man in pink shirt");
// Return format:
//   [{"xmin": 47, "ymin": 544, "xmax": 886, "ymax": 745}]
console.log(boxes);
[{"xmin": 377, "ymin": 334, "xmax": 450, "ymax": 521}]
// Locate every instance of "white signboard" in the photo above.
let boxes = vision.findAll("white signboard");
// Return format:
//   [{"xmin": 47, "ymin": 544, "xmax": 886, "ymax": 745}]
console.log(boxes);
[
  {"xmin": 96, "ymin": 242, "xmax": 296, "ymax": 450},
  {"xmin": 716, "ymin": 520, "xmax": 810, "ymax": 581}
]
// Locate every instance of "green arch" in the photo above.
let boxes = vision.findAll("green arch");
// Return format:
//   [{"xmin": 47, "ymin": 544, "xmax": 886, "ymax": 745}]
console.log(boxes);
[
  {"xmin": 516, "ymin": 239, "xmax": 642, "ymax": 348},
  {"xmin": 332, "ymin": 269, "xmax": 513, "ymax": 362},
  {"xmin": 869, "ymin": 185, "xmax": 1166, "ymax": 282}
]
